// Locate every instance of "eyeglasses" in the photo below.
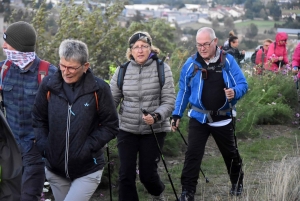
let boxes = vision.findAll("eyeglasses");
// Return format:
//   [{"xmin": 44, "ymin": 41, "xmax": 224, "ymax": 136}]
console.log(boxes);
[
  {"xmin": 131, "ymin": 45, "xmax": 149, "ymax": 51},
  {"xmin": 59, "ymin": 63, "xmax": 83, "ymax": 73},
  {"xmin": 196, "ymin": 39, "xmax": 215, "ymax": 49}
]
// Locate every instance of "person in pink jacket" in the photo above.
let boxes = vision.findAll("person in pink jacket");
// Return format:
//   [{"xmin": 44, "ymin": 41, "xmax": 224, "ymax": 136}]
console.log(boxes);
[
  {"xmin": 254, "ymin": 39, "xmax": 273, "ymax": 75},
  {"xmin": 266, "ymin": 32, "xmax": 289, "ymax": 72},
  {"xmin": 292, "ymin": 43, "xmax": 300, "ymax": 79}
]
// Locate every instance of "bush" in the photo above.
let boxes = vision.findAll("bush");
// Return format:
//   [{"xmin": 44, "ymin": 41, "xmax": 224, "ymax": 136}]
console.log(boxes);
[{"xmin": 236, "ymin": 71, "xmax": 298, "ymax": 136}]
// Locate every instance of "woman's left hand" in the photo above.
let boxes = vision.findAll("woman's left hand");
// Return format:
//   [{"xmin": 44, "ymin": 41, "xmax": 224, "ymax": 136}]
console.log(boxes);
[{"xmin": 142, "ymin": 114, "xmax": 155, "ymax": 125}]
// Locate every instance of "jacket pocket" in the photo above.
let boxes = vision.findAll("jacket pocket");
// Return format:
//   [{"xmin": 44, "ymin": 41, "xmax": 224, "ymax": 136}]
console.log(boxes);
[
  {"xmin": 2, "ymin": 84, "xmax": 14, "ymax": 105},
  {"xmin": 24, "ymin": 87, "xmax": 38, "ymax": 105}
]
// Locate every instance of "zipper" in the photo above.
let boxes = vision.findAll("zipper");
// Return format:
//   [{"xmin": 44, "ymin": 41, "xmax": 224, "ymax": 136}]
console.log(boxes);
[
  {"xmin": 139, "ymin": 64, "xmax": 143, "ymax": 133},
  {"xmin": 65, "ymin": 104, "xmax": 73, "ymax": 178}
]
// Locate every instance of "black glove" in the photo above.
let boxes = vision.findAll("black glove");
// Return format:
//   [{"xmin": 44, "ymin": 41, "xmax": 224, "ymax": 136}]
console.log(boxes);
[
  {"xmin": 172, "ymin": 115, "xmax": 180, "ymax": 127},
  {"xmin": 150, "ymin": 113, "xmax": 160, "ymax": 123}
]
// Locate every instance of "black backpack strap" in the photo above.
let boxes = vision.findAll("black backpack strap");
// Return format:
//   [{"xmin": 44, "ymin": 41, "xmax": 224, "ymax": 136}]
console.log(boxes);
[
  {"xmin": 220, "ymin": 50, "xmax": 227, "ymax": 67},
  {"xmin": 157, "ymin": 59, "xmax": 165, "ymax": 89},
  {"xmin": 116, "ymin": 61, "xmax": 130, "ymax": 91},
  {"xmin": 191, "ymin": 54, "xmax": 200, "ymax": 77}
]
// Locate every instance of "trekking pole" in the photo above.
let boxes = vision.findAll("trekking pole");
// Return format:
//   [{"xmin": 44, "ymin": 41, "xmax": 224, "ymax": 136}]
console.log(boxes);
[
  {"xmin": 278, "ymin": 60, "xmax": 282, "ymax": 72},
  {"xmin": 106, "ymin": 144, "xmax": 113, "ymax": 201},
  {"xmin": 226, "ymin": 90, "xmax": 243, "ymax": 169},
  {"xmin": 141, "ymin": 108, "xmax": 179, "ymax": 201},
  {"xmin": 175, "ymin": 126, "xmax": 209, "ymax": 183}
]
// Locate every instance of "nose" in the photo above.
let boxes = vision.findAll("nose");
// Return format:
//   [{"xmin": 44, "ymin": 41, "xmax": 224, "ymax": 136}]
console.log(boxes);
[
  {"xmin": 2, "ymin": 41, "xmax": 7, "ymax": 49},
  {"xmin": 61, "ymin": 68, "xmax": 70, "ymax": 75}
]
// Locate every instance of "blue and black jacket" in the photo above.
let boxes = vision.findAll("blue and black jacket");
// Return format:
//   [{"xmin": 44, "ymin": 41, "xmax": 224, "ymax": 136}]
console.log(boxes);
[{"xmin": 172, "ymin": 49, "xmax": 248, "ymax": 123}]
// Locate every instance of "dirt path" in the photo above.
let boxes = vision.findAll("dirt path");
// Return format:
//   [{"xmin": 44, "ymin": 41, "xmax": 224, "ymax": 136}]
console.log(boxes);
[{"xmin": 42, "ymin": 125, "xmax": 300, "ymax": 201}]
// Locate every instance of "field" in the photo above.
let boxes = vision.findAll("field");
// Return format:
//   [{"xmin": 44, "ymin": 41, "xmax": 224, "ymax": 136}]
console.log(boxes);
[{"xmin": 235, "ymin": 20, "xmax": 285, "ymax": 34}]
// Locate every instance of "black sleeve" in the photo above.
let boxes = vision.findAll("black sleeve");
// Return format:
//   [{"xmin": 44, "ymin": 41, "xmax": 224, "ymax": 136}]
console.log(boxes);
[
  {"xmin": 32, "ymin": 77, "xmax": 50, "ymax": 156},
  {"xmin": 86, "ymin": 80, "xmax": 119, "ymax": 151}
]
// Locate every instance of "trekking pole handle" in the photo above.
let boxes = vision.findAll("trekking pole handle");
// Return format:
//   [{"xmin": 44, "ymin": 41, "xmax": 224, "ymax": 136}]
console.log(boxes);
[{"xmin": 141, "ymin": 108, "xmax": 149, "ymax": 115}]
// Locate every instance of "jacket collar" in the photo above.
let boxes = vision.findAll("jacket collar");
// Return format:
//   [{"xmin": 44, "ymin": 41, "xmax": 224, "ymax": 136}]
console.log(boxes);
[{"xmin": 47, "ymin": 68, "xmax": 99, "ymax": 98}]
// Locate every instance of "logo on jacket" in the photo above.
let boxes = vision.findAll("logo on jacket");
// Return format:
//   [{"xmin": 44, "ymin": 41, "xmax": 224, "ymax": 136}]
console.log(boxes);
[{"xmin": 84, "ymin": 103, "xmax": 89, "ymax": 107}]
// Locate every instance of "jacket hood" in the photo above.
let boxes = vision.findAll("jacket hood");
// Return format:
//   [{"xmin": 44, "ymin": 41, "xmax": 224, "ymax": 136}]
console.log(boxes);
[{"xmin": 275, "ymin": 32, "xmax": 288, "ymax": 44}]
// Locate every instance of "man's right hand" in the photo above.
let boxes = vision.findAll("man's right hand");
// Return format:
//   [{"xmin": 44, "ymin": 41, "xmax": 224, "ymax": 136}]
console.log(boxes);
[{"xmin": 171, "ymin": 116, "xmax": 180, "ymax": 132}]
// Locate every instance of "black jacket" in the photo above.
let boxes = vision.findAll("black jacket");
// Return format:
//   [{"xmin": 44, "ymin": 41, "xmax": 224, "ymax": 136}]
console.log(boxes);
[
  {"xmin": 32, "ymin": 69, "xmax": 119, "ymax": 179},
  {"xmin": 223, "ymin": 46, "xmax": 245, "ymax": 65}
]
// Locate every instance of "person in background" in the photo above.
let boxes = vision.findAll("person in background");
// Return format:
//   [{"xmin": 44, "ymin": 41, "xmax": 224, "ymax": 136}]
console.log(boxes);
[
  {"xmin": 266, "ymin": 32, "xmax": 289, "ymax": 72},
  {"xmin": 255, "ymin": 39, "xmax": 273, "ymax": 66},
  {"xmin": 223, "ymin": 35, "xmax": 245, "ymax": 66},
  {"xmin": 223, "ymin": 30, "xmax": 235, "ymax": 49},
  {"xmin": 109, "ymin": 31, "xmax": 175, "ymax": 201},
  {"xmin": 0, "ymin": 21, "xmax": 57, "ymax": 201},
  {"xmin": 292, "ymin": 42, "xmax": 300, "ymax": 103},
  {"xmin": 254, "ymin": 39, "xmax": 273, "ymax": 75},
  {"xmin": 172, "ymin": 27, "xmax": 248, "ymax": 201},
  {"xmin": 32, "ymin": 39, "xmax": 119, "ymax": 201}
]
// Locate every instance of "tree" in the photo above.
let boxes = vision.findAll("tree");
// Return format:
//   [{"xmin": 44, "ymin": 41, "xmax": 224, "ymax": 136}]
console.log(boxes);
[
  {"xmin": 245, "ymin": 23, "xmax": 258, "ymax": 38},
  {"xmin": 30, "ymin": 0, "xmax": 176, "ymax": 80},
  {"xmin": 212, "ymin": 18, "xmax": 220, "ymax": 29},
  {"xmin": 223, "ymin": 16, "xmax": 235, "ymax": 31},
  {"xmin": 267, "ymin": 0, "xmax": 282, "ymax": 21},
  {"xmin": 131, "ymin": 10, "xmax": 144, "ymax": 22}
]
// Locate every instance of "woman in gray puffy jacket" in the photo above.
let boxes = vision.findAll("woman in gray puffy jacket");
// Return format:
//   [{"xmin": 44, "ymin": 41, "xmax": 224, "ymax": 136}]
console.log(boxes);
[{"xmin": 110, "ymin": 31, "xmax": 175, "ymax": 201}]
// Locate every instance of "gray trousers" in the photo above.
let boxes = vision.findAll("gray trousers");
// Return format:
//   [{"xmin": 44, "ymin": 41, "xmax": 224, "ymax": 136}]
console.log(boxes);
[{"xmin": 45, "ymin": 167, "xmax": 103, "ymax": 201}]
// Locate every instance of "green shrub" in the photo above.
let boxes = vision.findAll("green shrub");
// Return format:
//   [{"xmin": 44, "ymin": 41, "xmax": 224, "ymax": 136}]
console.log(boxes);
[{"xmin": 236, "ymin": 71, "xmax": 297, "ymax": 136}]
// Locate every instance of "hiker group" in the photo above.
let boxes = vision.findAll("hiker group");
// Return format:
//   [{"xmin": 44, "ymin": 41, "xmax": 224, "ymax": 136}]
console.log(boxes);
[{"xmin": 0, "ymin": 21, "xmax": 298, "ymax": 201}]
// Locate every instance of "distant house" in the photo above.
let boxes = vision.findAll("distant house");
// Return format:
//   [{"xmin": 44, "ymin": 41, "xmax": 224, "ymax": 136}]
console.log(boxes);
[
  {"xmin": 228, "ymin": 9, "xmax": 243, "ymax": 18},
  {"xmin": 208, "ymin": 8, "xmax": 225, "ymax": 19},
  {"xmin": 124, "ymin": 4, "xmax": 170, "ymax": 11},
  {"xmin": 185, "ymin": 4, "xmax": 200, "ymax": 11}
]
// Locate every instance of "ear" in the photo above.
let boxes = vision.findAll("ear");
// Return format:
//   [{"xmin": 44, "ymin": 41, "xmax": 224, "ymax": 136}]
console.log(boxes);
[{"xmin": 83, "ymin": 62, "xmax": 90, "ymax": 73}]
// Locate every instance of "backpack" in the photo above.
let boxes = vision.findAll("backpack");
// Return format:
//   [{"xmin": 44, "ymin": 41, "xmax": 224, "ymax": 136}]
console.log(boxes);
[
  {"xmin": 251, "ymin": 45, "xmax": 263, "ymax": 64},
  {"xmin": 116, "ymin": 57, "xmax": 166, "ymax": 91},
  {"xmin": 190, "ymin": 50, "xmax": 228, "ymax": 83}
]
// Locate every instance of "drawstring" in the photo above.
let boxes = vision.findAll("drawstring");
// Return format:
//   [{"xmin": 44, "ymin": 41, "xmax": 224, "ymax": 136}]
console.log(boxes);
[{"xmin": 65, "ymin": 104, "xmax": 72, "ymax": 178}]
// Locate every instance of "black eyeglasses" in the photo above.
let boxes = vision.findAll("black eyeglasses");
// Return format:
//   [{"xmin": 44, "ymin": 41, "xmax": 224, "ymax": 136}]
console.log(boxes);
[
  {"xmin": 196, "ymin": 39, "xmax": 215, "ymax": 49},
  {"xmin": 59, "ymin": 63, "xmax": 83, "ymax": 73},
  {"xmin": 131, "ymin": 45, "xmax": 150, "ymax": 51}
]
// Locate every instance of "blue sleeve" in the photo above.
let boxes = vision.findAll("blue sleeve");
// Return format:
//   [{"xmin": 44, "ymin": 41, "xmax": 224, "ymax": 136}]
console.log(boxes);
[{"xmin": 172, "ymin": 59, "xmax": 194, "ymax": 117}]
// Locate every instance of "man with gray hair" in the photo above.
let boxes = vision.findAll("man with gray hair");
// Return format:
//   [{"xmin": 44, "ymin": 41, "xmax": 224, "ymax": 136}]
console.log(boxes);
[{"xmin": 171, "ymin": 27, "xmax": 248, "ymax": 200}]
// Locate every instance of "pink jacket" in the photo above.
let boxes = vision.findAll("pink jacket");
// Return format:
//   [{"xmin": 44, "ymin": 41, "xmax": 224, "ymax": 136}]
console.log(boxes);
[
  {"xmin": 292, "ymin": 43, "xmax": 300, "ymax": 79},
  {"xmin": 255, "ymin": 48, "xmax": 268, "ymax": 66},
  {"xmin": 292, "ymin": 42, "xmax": 300, "ymax": 68},
  {"xmin": 266, "ymin": 32, "xmax": 289, "ymax": 72}
]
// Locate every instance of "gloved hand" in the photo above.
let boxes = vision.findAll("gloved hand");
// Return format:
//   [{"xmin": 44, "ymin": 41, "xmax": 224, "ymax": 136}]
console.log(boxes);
[{"xmin": 171, "ymin": 115, "xmax": 181, "ymax": 132}]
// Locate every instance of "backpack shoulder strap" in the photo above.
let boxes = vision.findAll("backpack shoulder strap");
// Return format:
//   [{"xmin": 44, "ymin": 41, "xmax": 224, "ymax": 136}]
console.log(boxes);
[
  {"xmin": 117, "ymin": 61, "xmax": 130, "ymax": 91},
  {"xmin": 190, "ymin": 54, "xmax": 200, "ymax": 77},
  {"xmin": 38, "ymin": 60, "xmax": 50, "ymax": 84},
  {"xmin": 157, "ymin": 59, "xmax": 165, "ymax": 89},
  {"xmin": 220, "ymin": 50, "xmax": 227, "ymax": 68},
  {"xmin": 1, "ymin": 60, "xmax": 13, "ymax": 88}
]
